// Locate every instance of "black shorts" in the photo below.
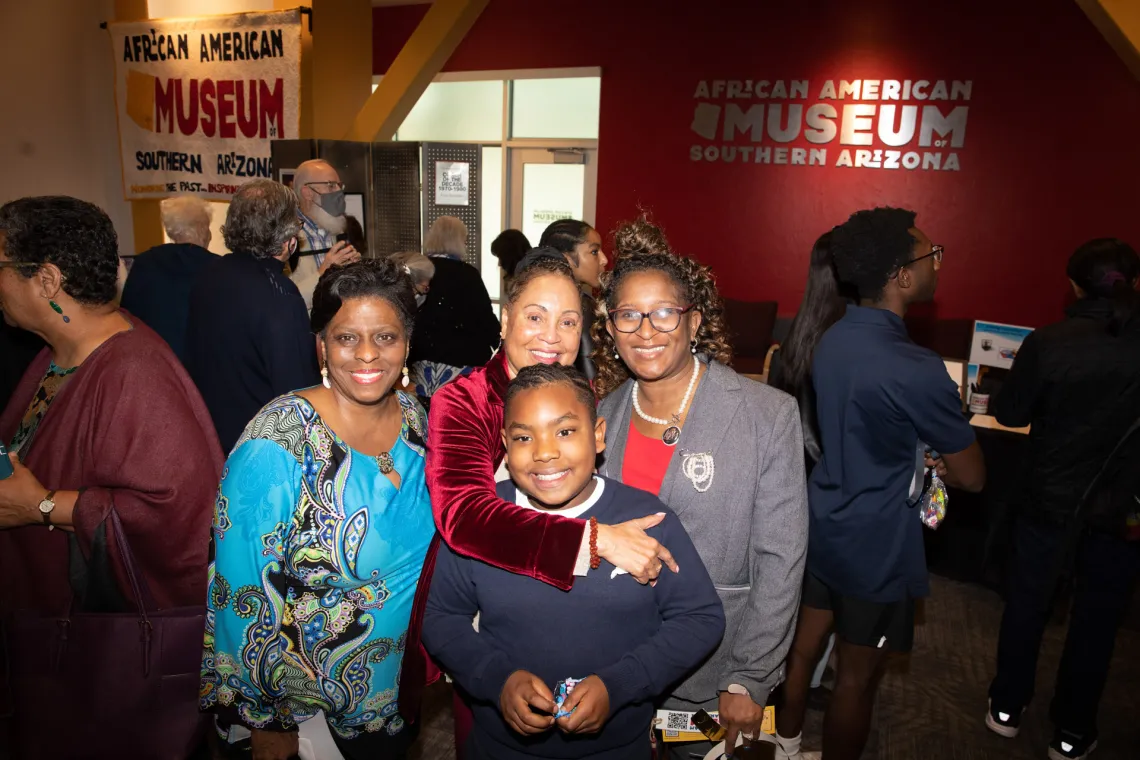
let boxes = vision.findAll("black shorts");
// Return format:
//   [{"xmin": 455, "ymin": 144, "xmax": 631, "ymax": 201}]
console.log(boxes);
[{"xmin": 802, "ymin": 572, "xmax": 915, "ymax": 652}]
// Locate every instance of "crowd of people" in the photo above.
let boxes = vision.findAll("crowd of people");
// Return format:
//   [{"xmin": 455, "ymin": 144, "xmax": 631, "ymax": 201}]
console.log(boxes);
[{"xmin": 0, "ymin": 164, "xmax": 1137, "ymax": 760}]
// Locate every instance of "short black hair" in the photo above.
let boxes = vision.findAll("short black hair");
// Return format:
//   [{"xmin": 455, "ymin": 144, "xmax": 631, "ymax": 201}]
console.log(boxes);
[
  {"xmin": 1067, "ymin": 238, "xmax": 1140, "ymax": 335},
  {"xmin": 0, "ymin": 196, "xmax": 119, "ymax": 305},
  {"xmin": 540, "ymin": 219, "xmax": 594, "ymax": 266},
  {"xmin": 830, "ymin": 207, "xmax": 917, "ymax": 301},
  {"xmin": 311, "ymin": 258, "xmax": 418, "ymax": 337},
  {"xmin": 491, "ymin": 229, "xmax": 531, "ymax": 276},
  {"xmin": 505, "ymin": 363, "xmax": 598, "ymax": 424}
]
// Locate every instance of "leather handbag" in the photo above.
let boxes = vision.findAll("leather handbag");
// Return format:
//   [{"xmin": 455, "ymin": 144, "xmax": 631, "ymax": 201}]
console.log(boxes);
[{"xmin": 1, "ymin": 507, "xmax": 207, "ymax": 759}]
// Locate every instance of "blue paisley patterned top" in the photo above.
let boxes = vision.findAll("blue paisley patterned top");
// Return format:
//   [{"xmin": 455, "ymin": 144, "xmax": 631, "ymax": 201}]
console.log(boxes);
[{"xmin": 200, "ymin": 391, "xmax": 433, "ymax": 740}]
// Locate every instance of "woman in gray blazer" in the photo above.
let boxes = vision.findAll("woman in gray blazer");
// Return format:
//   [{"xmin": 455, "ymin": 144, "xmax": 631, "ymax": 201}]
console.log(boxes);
[{"xmin": 593, "ymin": 220, "xmax": 809, "ymax": 758}]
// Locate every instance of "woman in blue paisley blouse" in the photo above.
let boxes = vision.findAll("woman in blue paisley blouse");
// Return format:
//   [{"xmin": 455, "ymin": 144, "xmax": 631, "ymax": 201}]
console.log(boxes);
[{"xmin": 201, "ymin": 258, "xmax": 434, "ymax": 760}]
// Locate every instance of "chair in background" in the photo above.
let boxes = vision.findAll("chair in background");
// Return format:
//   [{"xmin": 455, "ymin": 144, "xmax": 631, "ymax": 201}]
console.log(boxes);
[{"xmin": 721, "ymin": 298, "xmax": 778, "ymax": 376}]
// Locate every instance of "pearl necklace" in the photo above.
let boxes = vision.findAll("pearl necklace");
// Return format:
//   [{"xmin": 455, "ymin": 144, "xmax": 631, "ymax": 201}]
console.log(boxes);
[{"xmin": 632, "ymin": 354, "xmax": 700, "ymax": 446}]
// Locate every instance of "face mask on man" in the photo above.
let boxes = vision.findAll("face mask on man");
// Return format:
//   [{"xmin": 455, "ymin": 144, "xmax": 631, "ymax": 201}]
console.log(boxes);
[{"xmin": 316, "ymin": 189, "xmax": 346, "ymax": 218}]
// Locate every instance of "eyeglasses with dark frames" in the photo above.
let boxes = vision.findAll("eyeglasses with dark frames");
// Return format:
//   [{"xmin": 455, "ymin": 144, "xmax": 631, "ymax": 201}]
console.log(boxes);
[
  {"xmin": 304, "ymin": 181, "xmax": 346, "ymax": 192},
  {"xmin": 906, "ymin": 245, "xmax": 944, "ymax": 267},
  {"xmin": 608, "ymin": 304, "xmax": 695, "ymax": 334}
]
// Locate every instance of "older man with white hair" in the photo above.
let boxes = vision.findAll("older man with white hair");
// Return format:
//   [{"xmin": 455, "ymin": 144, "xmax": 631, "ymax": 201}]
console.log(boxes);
[
  {"xmin": 120, "ymin": 194, "xmax": 217, "ymax": 362},
  {"xmin": 290, "ymin": 159, "xmax": 361, "ymax": 310}
]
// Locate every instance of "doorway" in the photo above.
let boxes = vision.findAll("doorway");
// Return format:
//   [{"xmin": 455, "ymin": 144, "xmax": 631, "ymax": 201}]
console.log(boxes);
[{"xmin": 508, "ymin": 147, "xmax": 599, "ymax": 247}]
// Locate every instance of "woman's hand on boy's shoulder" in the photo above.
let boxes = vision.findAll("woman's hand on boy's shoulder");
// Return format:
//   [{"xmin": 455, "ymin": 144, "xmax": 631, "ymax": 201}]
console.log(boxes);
[
  {"xmin": 500, "ymin": 670, "xmax": 556, "ymax": 735},
  {"xmin": 555, "ymin": 675, "xmax": 610, "ymax": 734},
  {"xmin": 596, "ymin": 513, "xmax": 679, "ymax": 585}
]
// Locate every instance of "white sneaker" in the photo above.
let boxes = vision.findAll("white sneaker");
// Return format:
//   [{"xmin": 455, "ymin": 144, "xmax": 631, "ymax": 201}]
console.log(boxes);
[{"xmin": 985, "ymin": 698, "xmax": 1025, "ymax": 739}]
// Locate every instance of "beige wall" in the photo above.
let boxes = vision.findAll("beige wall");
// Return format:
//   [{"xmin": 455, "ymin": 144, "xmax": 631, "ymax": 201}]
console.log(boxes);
[{"xmin": 0, "ymin": 0, "xmax": 134, "ymax": 253}]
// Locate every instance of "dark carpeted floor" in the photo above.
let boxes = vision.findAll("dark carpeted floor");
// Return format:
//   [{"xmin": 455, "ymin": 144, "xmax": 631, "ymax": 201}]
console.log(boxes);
[{"xmin": 408, "ymin": 574, "xmax": 1140, "ymax": 760}]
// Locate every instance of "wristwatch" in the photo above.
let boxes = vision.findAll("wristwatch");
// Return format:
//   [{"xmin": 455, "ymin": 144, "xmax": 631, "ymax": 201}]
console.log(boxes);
[{"xmin": 38, "ymin": 490, "xmax": 57, "ymax": 531}]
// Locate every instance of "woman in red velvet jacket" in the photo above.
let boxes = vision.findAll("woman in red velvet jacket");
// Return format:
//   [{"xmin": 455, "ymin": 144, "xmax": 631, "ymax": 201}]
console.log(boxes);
[{"xmin": 399, "ymin": 248, "xmax": 680, "ymax": 752}]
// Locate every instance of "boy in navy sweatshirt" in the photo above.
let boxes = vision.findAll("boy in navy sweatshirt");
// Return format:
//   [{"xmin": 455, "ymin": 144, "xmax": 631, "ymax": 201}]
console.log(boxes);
[{"xmin": 422, "ymin": 364, "xmax": 726, "ymax": 760}]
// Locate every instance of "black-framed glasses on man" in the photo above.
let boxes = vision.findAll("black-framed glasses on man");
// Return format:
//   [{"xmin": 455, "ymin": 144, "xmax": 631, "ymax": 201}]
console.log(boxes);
[
  {"xmin": 304, "ymin": 181, "xmax": 345, "ymax": 192},
  {"xmin": 907, "ymin": 245, "xmax": 944, "ymax": 266},
  {"xmin": 608, "ymin": 305, "xmax": 695, "ymax": 334},
  {"xmin": 0, "ymin": 261, "xmax": 35, "ymax": 271}
]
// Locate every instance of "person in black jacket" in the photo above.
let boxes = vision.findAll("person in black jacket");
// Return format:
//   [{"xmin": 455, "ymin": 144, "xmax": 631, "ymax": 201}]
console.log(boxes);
[
  {"xmin": 986, "ymin": 238, "xmax": 1140, "ymax": 760},
  {"xmin": 408, "ymin": 216, "xmax": 501, "ymax": 399},
  {"xmin": 184, "ymin": 180, "xmax": 319, "ymax": 453},
  {"xmin": 120, "ymin": 195, "xmax": 216, "ymax": 363}
]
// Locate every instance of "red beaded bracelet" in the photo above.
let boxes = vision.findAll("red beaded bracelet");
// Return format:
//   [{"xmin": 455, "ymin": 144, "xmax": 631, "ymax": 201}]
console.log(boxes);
[{"xmin": 589, "ymin": 516, "xmax": 601, "ymax": 569}]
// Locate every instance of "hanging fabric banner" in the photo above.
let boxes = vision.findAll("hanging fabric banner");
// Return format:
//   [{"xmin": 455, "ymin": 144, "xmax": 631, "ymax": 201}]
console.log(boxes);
[{"xmin": 108, "ymin": 9, "xmax": 302, "ymax": 200}]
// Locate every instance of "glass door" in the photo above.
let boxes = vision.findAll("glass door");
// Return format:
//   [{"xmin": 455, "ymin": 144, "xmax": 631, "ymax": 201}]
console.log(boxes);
[{"xmin": 508, "ymin": 147, "xmax": 598, "ymax": 249}]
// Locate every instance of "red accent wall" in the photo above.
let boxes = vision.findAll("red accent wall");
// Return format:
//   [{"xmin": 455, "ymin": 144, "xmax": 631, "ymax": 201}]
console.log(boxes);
[{"xmin": 374, "ymin": 0, "xmax": 1140, "ymax": 326}]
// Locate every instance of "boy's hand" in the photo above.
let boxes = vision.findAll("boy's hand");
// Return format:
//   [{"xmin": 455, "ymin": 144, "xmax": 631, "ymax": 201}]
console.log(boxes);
[
  {"xmin": 555, "ymin": 675, "xmax": 610, "ymax": 734},
  {"xmin": 500, "ymin": 670, "xmax": 556, "ymax": 735}
]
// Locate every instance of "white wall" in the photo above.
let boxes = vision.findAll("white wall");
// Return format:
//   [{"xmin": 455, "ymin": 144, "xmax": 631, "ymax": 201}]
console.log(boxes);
[{"xmin": 0, "ymin": 0, "xmax": 134, "ymax": 252}]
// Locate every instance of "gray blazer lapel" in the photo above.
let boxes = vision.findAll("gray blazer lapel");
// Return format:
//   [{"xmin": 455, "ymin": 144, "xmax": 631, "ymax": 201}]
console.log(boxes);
[
  {"xmin": 658, "ymin": 360, "xmax": 743, "ymax": 512},
  {"xmin": 598, "ymin": 382, "xmax": 633, "ymax": 479}
]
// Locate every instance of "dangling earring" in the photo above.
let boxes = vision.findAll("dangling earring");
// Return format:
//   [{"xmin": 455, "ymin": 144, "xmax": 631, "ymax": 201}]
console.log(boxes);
[
  {"xmin": 613, "ymin": 347, "xmax": 620, "ymax": 360},
  {"xmin": 321, "ymin": 365, "xmax": 332, "ymax": 389},
  {"xmin": 690, "ymin": 339, "xmax": 698, "ymax": 354},
  {"xmin": 49, "ymin": 300, "xmax": 70, "ymax": 324},
  {"xmin": 402, "ymin": 365, "xmax": 410, "ymax": 388}
]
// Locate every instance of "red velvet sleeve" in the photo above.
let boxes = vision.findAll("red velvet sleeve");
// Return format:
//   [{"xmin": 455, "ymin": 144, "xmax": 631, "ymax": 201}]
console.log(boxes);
[{"xmin": 426, "ymin": 372, "xmax": 585, "ymax": 590}]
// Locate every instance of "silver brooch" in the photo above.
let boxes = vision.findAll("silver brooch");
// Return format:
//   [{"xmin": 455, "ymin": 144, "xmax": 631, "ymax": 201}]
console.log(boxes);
[{"xmin": 681, "ymin": 450, "xmax": 715, "ymax": 493}]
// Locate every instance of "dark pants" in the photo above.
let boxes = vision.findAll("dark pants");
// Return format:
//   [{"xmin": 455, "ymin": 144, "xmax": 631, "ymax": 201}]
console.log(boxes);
[{"xmin": 989, "ymin": 514, "xmax": 1140, "ymax": 737}]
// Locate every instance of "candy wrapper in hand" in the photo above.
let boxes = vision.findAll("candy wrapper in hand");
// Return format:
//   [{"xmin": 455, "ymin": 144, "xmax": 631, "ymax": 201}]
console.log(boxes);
[
  {"xmin": 920, "ymin": 471, "xmax": 948, "ymax": 529},
  {"xmin": 553, "ymin": 677, "xmax": 583, "ymax": 718}
]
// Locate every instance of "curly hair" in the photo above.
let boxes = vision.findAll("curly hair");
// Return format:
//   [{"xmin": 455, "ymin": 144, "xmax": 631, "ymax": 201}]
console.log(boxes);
[
  {"xmin": 222, "ymin": 179, "xmax": 300, "ymax": 259},
  {"xmin": 505, "ymin": 363, "xmax": 598, "ymax": 424},
  {"xmin": 504, "ymin": 247, "xmax": 578, "ymax": 306},
  {"xmin": 0, "ymin": 196, "xmax": 119, "ymax": 305},
  {"xmin": 612, "ymin": 213, "xmax": 671, "ymax": 257},
  {"xmin": 592, "ymin": 225, "xmax": 733, "ymax": 398},
  {"xmin": 311, "ymin": 257, "xmax": 418, "ymax": 338},
  {"xmin": 540, "ymin": 219, "xmax": 594, "ymax": 266},
  {"xmin": 830, "ymin": 207, "xmax": 917, "ymax": 301}
]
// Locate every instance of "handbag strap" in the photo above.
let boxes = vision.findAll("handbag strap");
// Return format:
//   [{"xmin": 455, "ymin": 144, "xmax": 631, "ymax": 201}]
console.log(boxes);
[
  {"xmin": 105, "ymin": 506, "xmax": 154, "ymax": 628},
  {"xmin": 60, "ymin": 506, "xmax": 154, "ymax": 629}
]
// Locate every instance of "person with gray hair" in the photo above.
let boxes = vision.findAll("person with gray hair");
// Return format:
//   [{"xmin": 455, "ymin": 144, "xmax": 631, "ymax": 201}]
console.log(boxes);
[
  {"xmin": 408, "ymin": 217, "xmax": 500, "ymax": 398},
  {"xmin": 120, "ymin": 194, "xmax": 217, "ymax": 361},
  {"xmin": 184, "ymin": 179, "xmax": 319, "ymax": 451},
  {"xmin": 290, "ymin": 159, "xmax": 362, "ymax": 311},
  {"xmin": 389, "ymin": 250, "xmax": 435, "ymax": 304}
]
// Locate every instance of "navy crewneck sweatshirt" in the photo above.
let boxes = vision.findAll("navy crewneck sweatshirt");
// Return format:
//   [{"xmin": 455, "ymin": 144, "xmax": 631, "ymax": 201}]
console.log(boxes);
[{"xmin": 423, "ymin": 476, "xmax": 725, "ymax": 760}]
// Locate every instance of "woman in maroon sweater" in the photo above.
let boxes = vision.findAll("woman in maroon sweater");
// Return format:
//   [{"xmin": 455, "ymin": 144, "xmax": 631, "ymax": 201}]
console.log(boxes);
[
  {"xmin": 400, "ymin": 249, "xmax": 678, "ymax": 752},
  {"xmin": 0, "ymin": 197, "xmax": 222, "ymax": 757}
]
